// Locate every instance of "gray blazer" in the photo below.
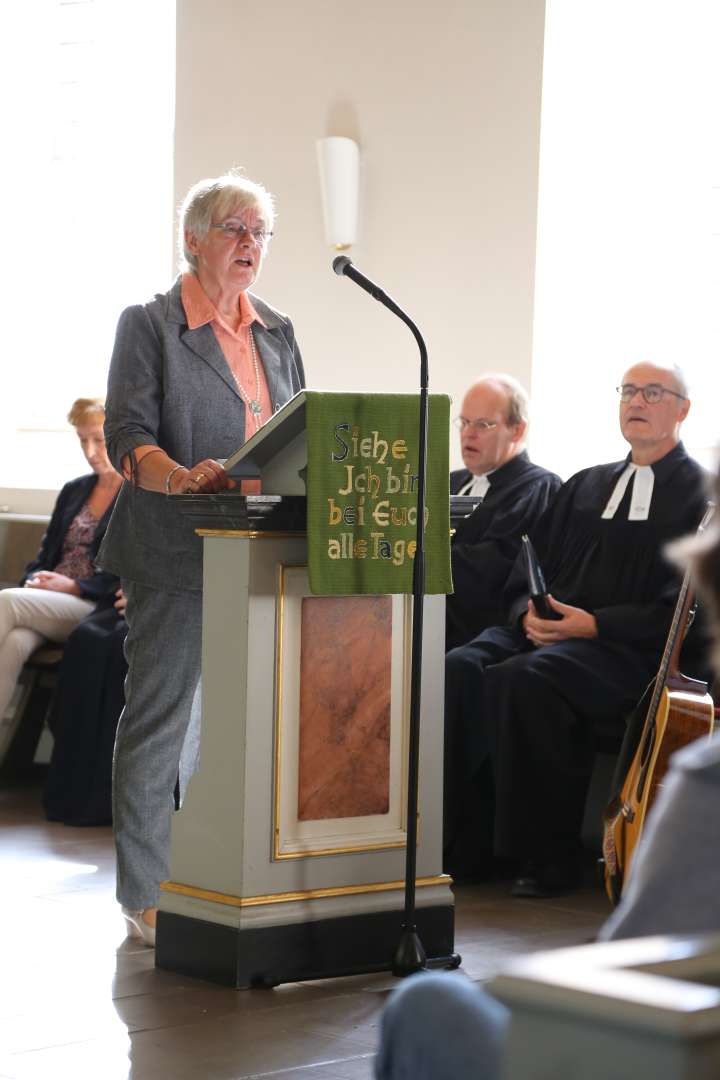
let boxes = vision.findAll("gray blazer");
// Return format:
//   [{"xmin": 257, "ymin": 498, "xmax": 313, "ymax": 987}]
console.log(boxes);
[{"xmin": 98, "ymin": 277, "xmax": 305, "ymax": 592}]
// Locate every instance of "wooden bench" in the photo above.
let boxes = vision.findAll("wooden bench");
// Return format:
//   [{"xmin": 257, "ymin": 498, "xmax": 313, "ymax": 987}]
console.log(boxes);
[{"xmin": 0, "ymin": 645, "xmax": 63, "ymax": 779}]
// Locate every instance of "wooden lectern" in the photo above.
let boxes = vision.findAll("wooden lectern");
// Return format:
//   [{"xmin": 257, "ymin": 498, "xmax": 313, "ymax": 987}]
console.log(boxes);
[{"xmin": 156, "ymin": 392, "xmax": 455, "ymax": 987}]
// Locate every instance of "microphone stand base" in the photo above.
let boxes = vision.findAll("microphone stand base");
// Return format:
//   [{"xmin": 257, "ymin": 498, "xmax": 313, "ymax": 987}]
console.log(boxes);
[
  {"xmin": 426, "ymin": 952, "xmax": 463, "ymax": 971},
  {"xmin": 392, "ymin": 926, "xmax": 427, "ymax": 977}
]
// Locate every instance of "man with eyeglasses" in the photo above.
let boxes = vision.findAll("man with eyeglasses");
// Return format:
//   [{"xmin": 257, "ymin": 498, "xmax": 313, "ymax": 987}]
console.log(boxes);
[
  {"xmin": 444, "ymin": 375, "xmax": 560, "ymax": 880},
  {"xmin": 444, "ymin": 361, "xmax": 710, "ymax": 896},
  {"xmin": 448, "ymin": 375, "xmax": 561, "ymax": 652}
]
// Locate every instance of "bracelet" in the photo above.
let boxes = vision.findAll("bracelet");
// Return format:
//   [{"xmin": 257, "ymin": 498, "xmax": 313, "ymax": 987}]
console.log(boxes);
[
  {"xmin": 122, "ymin": 446, "xmax": 165, "ymax": 482},
  {"xmin": 164, "ymin": 464, "xmax": 186, "ymax": 494}
]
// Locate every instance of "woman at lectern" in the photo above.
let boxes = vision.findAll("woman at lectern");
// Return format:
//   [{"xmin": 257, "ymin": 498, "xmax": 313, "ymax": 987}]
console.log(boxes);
[{"xmin": 99, "ymin": 171, "xmax": 305, "ymax": 946}]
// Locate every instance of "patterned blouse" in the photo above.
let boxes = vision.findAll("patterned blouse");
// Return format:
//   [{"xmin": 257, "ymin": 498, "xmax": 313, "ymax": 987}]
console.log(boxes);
[{"xmin": 53, "ymin": 504, "xmax": 97, "ymax": 582}]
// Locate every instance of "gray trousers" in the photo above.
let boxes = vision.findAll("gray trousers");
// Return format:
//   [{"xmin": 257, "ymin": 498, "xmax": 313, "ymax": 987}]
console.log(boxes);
[{"xmin": 114, "ymin": 581, "xmax": 202, "ymax": 909}]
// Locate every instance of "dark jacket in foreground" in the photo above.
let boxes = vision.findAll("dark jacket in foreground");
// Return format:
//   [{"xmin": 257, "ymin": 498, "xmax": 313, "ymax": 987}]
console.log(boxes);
[
  {"xmin": 447, "ymin": 452, "xmax": 562, "ymax": 650},
  {"xmin": 22, "ymin": 474, "xmax": 119, "ymax": 602}
]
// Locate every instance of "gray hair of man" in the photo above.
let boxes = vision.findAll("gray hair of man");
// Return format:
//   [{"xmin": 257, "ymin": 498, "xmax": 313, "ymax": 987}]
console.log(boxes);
[
  {"xmin": 470, "ymin": 373, "xmax": 530, "ymax": 427},
  {"xmin": 670, "ymin": 364, "xmax": 690, "ymax": 397},
  {"xmin": 178, "ymin": 171, "xmax": 276, "ymax": 273},
  {"xmin": 621, "ymin": 362, "xmax": 690, "ymax": 398}
]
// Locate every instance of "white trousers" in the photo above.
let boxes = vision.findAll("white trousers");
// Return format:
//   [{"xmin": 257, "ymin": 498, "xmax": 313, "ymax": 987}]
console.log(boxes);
[{"xmin": 0, "ymin": 588, "xmax": 95, "ymax": 719}]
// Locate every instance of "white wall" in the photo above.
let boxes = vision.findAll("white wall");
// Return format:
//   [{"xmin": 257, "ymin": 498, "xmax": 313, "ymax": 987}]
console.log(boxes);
[
  {"xmin": 529, "ymin": 0, "xmax": 720, "ymax": 480},
  {"xmin": 1, "ymin": 0, "xmax": 546, "ymax": 513},
  {"xmin": 174, "ymin": 0, "xmax": 547, "ymax": 471}
]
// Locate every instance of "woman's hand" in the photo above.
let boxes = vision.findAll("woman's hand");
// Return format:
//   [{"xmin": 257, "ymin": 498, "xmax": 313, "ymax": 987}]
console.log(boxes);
[
  {"xmin": 121, "ymin": 448, "xmax": 236, "ymax": 494},
  {"xmin": 114, "ymin": 588, "xmax": 127, "ymax": 617},
  {"xmin": 172, "ymin": 458, "xmax": 235, "ymax": 495},
  {"xmin": 25, "ymin": 571, "xmax": 81, "ymax": 596},
  {"xmin": 522, "ymin": 596, "xmax": 598, "ymax": 646}
]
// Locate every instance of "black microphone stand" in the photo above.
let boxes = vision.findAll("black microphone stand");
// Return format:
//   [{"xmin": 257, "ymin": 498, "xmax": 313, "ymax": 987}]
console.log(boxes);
[{"xmin": 333, "ymin": 257, "xmax": 459, "ymax": 977}]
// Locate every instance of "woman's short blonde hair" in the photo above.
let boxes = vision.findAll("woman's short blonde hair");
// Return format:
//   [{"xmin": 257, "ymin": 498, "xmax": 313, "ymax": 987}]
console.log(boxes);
[
  {"xmin": 67, "ymin": 398, "xmax": 105, "ymax": 428},
  {"xmin": 179, "ymin": 170, "xmax": 276, "ymax": 273}
]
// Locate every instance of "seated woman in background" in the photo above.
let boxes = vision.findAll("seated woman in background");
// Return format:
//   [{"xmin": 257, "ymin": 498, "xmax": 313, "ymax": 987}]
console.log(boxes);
[{"xmin": 0, "ymin": 398, "xmax": 122, "ymax": 725}]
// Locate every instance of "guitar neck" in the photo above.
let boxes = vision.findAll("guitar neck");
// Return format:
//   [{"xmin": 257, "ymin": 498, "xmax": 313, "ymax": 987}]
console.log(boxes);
[
  {"xmin": 666, "ymin": 575, "xmax": 697, "ymax": 681},
  {"xmin": 644, "ymin": 572, "xmax": 690, "ymax": 715},
  {"xmin": 639, "ymin": 503, "xmax": 714, "ymax": 741}
]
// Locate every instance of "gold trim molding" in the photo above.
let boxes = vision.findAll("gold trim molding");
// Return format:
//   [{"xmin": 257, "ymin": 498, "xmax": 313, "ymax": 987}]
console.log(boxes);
[
  {"xmin": 273, "ymin": 836, "xmax": 406, "ymax": 860},
  {"xmin": 273, "ymin": 569, "xmax": 412, "ymax": 858},
  {"xmin": 161, "ymin": 874, "xmax": 451, "ymax": 908},
  {"xmin": 274, "ymin": 563, "xmax": 288, "ymax": 854}
]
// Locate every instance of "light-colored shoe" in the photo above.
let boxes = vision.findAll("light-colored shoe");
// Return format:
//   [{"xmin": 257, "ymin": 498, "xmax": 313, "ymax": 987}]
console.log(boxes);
[{"xmin": 121, "ymin": 906, "xmax": 156, "ymax": 947}]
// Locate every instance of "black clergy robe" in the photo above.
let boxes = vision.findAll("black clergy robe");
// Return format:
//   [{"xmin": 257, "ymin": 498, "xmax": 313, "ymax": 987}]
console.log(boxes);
[
  {"xmin": 444, "ymin": 441, "xmax": 710, "ymax": 867},
  {"xmin": 447, "ymin": 453, "xmax": 561, "ymax": 650}
]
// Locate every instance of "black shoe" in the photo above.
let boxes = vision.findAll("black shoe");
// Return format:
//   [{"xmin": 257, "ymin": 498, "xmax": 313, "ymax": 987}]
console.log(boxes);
[{"xmin": 511, "ymin": 857, "xmax": 582, "ymax": 898}]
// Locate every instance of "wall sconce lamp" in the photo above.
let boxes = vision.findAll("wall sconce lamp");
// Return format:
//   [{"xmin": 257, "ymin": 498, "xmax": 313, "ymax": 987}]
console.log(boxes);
[{"xmin": 316, "ymin": 135, "xmax": 360, "ymax": 250}]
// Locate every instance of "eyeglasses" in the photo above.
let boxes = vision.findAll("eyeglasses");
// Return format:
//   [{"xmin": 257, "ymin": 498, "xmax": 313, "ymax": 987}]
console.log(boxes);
[
  {"xmin": 616, "ymin": 383, "xmax": 687, "ymax": 404},
  {"xmin": 209, "ymin": 222, "xmax": 273, "ymax": 246},
  {"xmin": 453, "ymin": 416, "xmax": 499, "ymax": 433}
]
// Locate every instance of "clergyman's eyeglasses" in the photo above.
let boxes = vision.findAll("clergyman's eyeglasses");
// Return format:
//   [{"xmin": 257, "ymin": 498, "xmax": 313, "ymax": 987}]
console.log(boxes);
[
  {"xmin": 616, "ymin": 383, "xmax": 687, "ymax": 404},
  {"xmin": 453, "ymin": 417, "xmax": 499, "ymax": 433}
]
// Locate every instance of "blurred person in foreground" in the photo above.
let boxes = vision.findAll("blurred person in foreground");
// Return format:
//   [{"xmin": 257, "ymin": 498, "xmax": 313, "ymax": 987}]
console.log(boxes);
[{"xmin": 99, "ymin": 171, "xmax": 305, "ymax": 946}]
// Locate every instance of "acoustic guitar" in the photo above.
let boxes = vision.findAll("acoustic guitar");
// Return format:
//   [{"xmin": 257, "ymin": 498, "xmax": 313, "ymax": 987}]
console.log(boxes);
[{"xmin": 602, "ymin": 505, "xmax": 715, "ymax": 905}]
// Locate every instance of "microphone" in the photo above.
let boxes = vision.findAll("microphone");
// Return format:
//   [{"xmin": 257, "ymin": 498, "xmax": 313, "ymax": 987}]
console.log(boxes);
[
  {"xmin": 332, "ymin": 255, "xmax": 389, "ymax": 303},
  {"xmin": 331, "ymin": 249, "xmax": 438, "ymax": 976},
  {"xmin": 332, "ymin": 255, "xmax": 425, "ymax": 373}
]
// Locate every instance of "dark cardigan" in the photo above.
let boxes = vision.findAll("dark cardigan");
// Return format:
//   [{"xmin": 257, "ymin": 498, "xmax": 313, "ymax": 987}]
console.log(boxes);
[{"xmin": 22, "ymin": 474, "xmax": 120, "ymax": 602}]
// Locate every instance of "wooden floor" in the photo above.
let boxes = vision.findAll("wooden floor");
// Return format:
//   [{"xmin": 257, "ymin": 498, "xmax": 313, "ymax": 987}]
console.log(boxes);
[{"xmin": 0, "ymin": 784, "xmax": 609, "ymax": 1080}]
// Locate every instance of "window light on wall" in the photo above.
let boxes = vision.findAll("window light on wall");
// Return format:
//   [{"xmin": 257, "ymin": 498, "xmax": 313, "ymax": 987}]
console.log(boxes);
[
  {"xmin": 529, "ymin": 0, "xmax": 720, "ymax": 480},
  {"xmin": 0, "ymin": 0, "xmax": 176, "ymax": 494}
]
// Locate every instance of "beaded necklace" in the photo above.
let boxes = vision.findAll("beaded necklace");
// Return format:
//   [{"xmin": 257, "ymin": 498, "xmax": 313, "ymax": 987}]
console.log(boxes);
[{"xmin": 231, "ymin": 327, "xmax": 264, "ymax": 431}]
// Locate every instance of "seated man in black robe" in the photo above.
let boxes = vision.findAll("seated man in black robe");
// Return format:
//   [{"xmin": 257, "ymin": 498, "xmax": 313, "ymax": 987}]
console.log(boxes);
[
  {"xmin": 444, "ymin": 361, "xmax": 709, "ymax": 894},
  {"xmin": 448, "ymin": 375, "xmax": 561, "ymax": 651}
]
